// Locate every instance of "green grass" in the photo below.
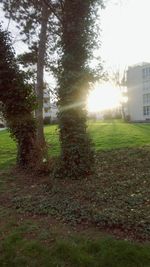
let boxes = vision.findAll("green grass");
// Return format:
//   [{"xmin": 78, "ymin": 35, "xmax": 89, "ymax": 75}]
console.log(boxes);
[
  {"xmin": 1, "ymin": 231, "xmax": 150, "ymax": 267},
  {"xmin": 0, "ymin": 130, "xmax": 16, "ymax": 169},
  {"xmin": 1, "ymin": 120, "xmax": 150, "ymax": 169},
  {"xmin": 44, "ymin": 124, "xmax": 60, "ymax": 156},
  {"xmin": 88, "ymin": 120, "xmax": 150, "ymax": 150}
]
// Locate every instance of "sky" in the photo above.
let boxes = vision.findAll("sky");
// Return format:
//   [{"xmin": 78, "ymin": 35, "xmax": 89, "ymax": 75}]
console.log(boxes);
[{"xmin": 100, "ymin": 0, "xmax": 150, "ymax": 72}]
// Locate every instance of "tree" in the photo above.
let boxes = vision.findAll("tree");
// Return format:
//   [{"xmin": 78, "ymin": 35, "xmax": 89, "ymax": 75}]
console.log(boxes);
[
  {"xmin": 0, "ymin": 0, "xmax": 54, "ymax": 147},
  {"xmin": 56, "ymin": 0, "xmax": 104, "ymax": 179},
  {"xmin": 0, "ymin": 26, "xmax": 40, "ymax": 167},
  {"xmin": 35, "ymin": 1, "xmax": 49, "ymax": 144}
]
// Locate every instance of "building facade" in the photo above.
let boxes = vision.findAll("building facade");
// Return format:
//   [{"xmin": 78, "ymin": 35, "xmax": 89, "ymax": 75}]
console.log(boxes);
[
  {"xmin": 126, "ymin": 62, "xmax": 150, "ymax": 121},
  {"xmin": 43, "ymin": 89, "xmax": 51, "ymax": 121}
]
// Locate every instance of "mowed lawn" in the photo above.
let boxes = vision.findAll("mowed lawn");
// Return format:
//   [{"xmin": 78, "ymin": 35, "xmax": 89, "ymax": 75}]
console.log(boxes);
[{"xmin": 1, "ymin": 120, "xmax": 150, "ymax": 168}]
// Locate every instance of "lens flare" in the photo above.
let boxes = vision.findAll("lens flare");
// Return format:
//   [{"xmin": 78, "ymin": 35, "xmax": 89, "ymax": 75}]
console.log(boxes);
[{"xmin": 87, "ymin": 83, "xmax": 122, "ymax": 112}]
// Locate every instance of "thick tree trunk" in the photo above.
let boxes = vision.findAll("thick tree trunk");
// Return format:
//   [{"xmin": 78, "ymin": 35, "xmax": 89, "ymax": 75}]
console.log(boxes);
[
  {"xmin": 0, "ymin": 27, "xmax": 40, "ymax": 168},
  {"xmin": 16, "ymin": 116, "xmax": 39, "ymax": 167},
  {"xmin": 58, "ymin": 0, "xmax": 94, "ymax": 179},
  {"xmin": 35, "ymin": 2, "xmax": 48, "ymax": 145}
]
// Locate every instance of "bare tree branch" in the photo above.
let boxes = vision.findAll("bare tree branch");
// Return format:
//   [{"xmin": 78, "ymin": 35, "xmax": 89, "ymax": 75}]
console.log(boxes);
[
  {"xmin": 43, "ymin": 0, "xmax": 63, "ymax": 24},
  {"xmin": 6, "ymin": 16, "xmax": 11, "ymax": 31}
]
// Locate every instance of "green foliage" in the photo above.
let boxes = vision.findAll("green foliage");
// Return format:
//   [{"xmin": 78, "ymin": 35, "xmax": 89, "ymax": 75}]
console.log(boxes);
[
  {"xmin": 57, "ymin": 0, "xmax": 104, "ymax": 179},
  {"xmin": 0, "ymin": 27, "xmax": 38, "ymax": 167},
  {"xmin": 0, "ymin": 0, "xmax": 62, "ymax": 78},
  {"xmin": 0, "ymin": 0, "xmax": 41, "ymax": 42}
]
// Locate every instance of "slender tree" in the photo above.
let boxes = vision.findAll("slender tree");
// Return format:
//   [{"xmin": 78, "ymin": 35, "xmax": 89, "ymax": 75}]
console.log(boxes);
[
  {"xmin": 57, "ymin": 0, "xmax": 104, "ymax": 179},
  {"xmin": 35, "ymin": 1, "xmax": 49, "ymax": 144}
]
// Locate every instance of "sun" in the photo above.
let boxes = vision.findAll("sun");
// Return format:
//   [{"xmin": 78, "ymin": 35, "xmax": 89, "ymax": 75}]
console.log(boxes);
[{"xmin": 87, "ymin": 82, "xmax": 122, "ymax": 112}]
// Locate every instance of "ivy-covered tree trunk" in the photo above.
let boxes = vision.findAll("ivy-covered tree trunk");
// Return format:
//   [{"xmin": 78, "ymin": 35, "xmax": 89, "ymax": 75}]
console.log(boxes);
[
  {"xmin": 0, "ymin": 27, "xmax": 40, "ymax": 168},
  {"xmin": 57, "ymin": 0, "xmax": 95, "ymax": 179},
  {"xmin": 35, "ymin": 1, "xmax": 49, "ymax": 145}
]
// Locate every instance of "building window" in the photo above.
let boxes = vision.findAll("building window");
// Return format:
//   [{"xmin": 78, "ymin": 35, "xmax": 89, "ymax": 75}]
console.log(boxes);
[
  {"xmin": 143, "ymin": 81, "xmax": 150, "ymax": 91},
  {"xmin": 142, "ymin": 67, "xmax": 150, "ymax": 79},
  {"xmin": 143, "ymin": 68, "xmax": 147, "ymax": 78},
  {"xmin": 143, "ymin": 106, "xmax": 150, "ymax": 116},
  {"xmin": 143, "ymin": 94, "xmax": 150, "ymax": 105}
]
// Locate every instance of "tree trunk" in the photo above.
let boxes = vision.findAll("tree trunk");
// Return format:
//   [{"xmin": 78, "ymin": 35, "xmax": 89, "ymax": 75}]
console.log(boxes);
[
  {"xmin": 57, "ymin": 0, "xmax": 94, "ymax": 179},
  {"xmin": 35, "ymin": 1, "xmax": 48, "ymax": 145},
  {"xmin": 0, "ymin": 27, "xmax": 40, "ymax": 168}
]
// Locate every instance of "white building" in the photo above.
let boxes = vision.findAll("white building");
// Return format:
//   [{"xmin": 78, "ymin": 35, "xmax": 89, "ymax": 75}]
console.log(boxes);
[
  {"xmin": 126, "ymin": 62, "xmax": 150, "ymax": 121},
  {"xmin": 43, "ymin": 89, "xmax": 51, "ymax": 120},
  {"xmin": 50, "ymin": 102, "xmax": 58, "ymax": 122},
  {"xmin": 43, "ymin": 89, "xmax": 58, "ymax": 123}
]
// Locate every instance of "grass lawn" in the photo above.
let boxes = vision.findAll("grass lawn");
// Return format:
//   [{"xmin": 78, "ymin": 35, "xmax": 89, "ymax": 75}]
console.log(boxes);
[
  {"xmin": 0, "ymin": 130, "xmax": 17, "ymax": 169},
  {"xmin": 88, "ymin": 120, "xmax": 150, "ymax": 150},
  {"xmin": 0, "ymin": 120, "xmax": 150, "ymax": 266},
  {"xmin": 0, "ymin": 230, "xmax": 150, "ymax": 267},
  {"xmin": 1, "ymin": 120, "xmax": 150, "ymax": 168}
]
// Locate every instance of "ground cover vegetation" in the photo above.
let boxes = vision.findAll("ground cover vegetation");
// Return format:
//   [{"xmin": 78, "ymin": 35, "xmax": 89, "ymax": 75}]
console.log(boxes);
[{"xmin": 0, "ymin": 145, "xmax": 150, "ymax": 241}]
